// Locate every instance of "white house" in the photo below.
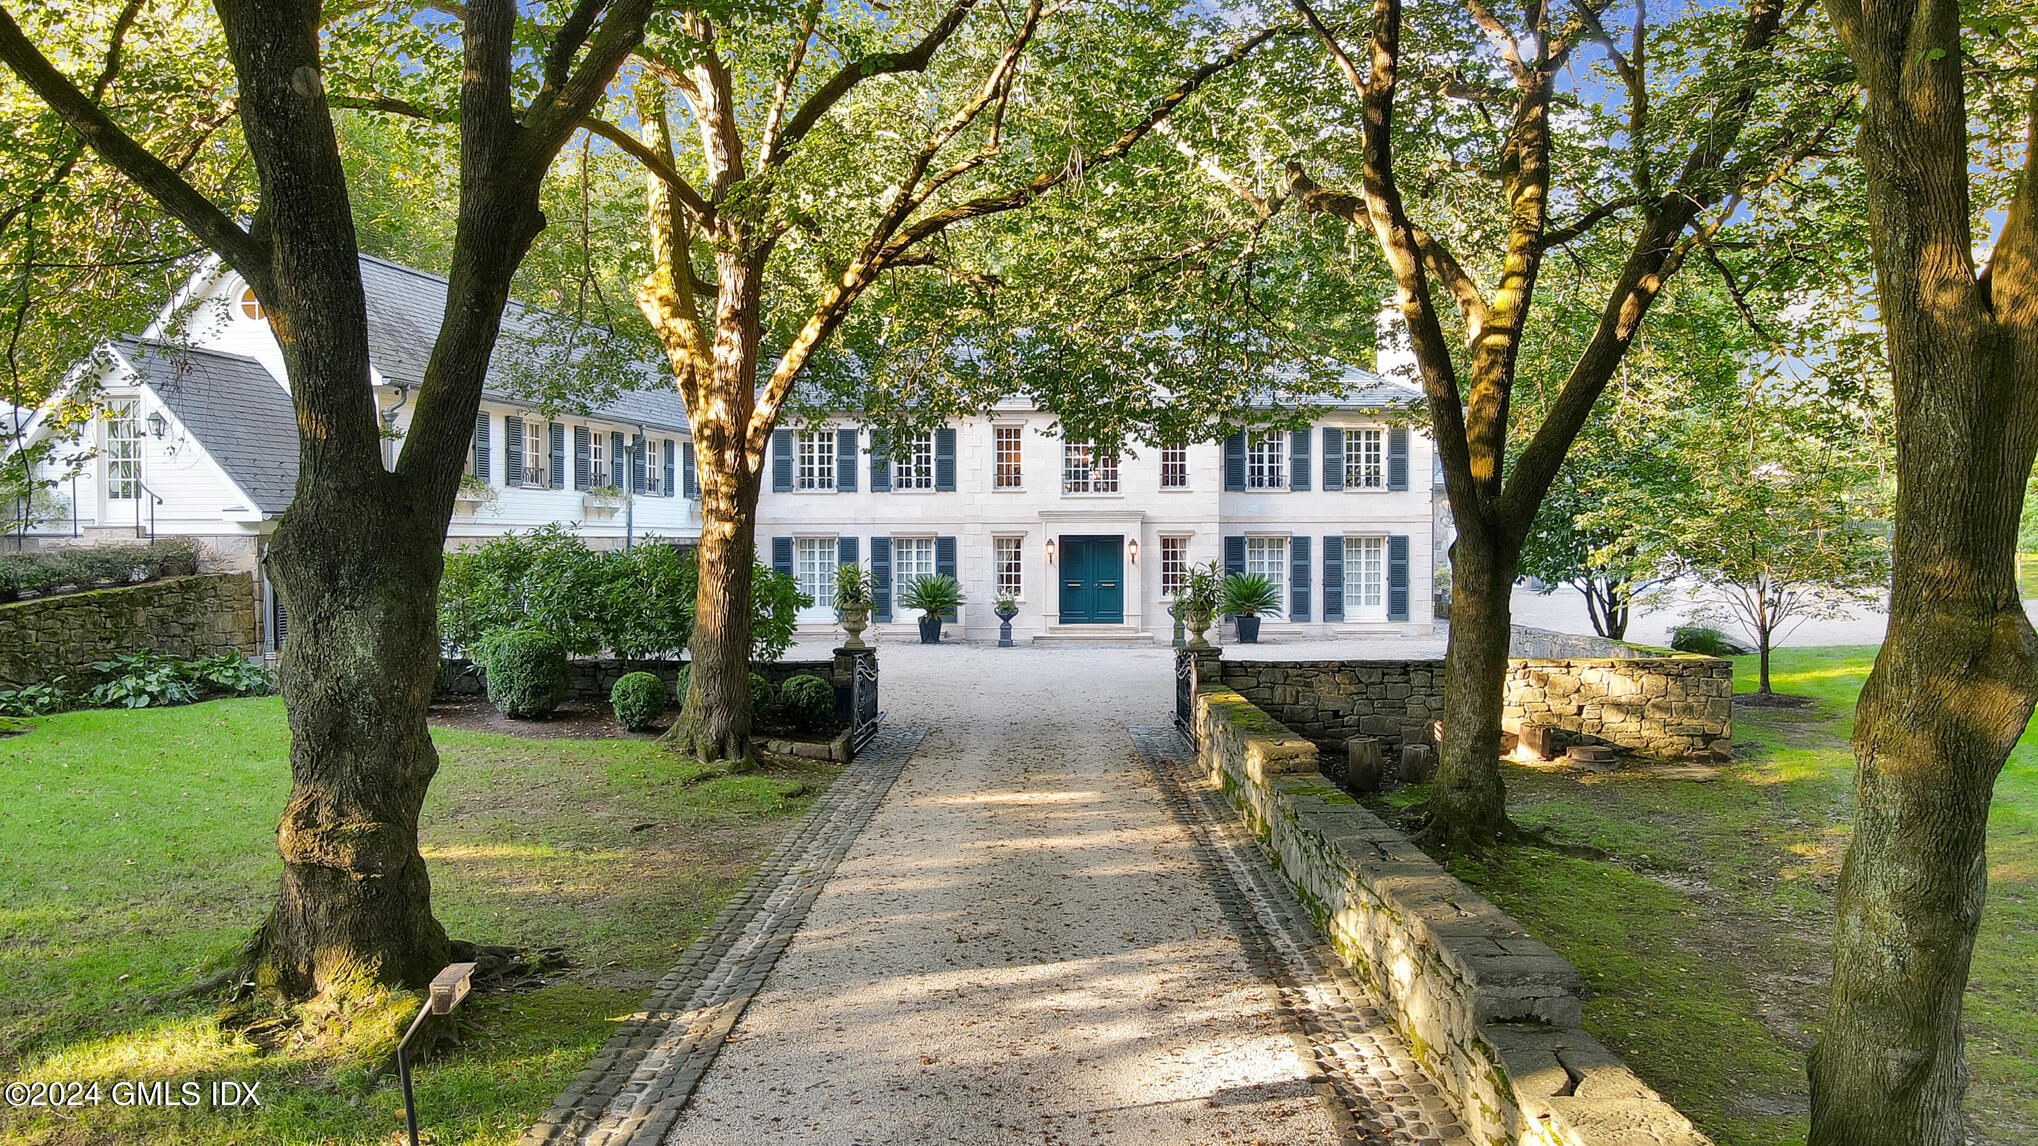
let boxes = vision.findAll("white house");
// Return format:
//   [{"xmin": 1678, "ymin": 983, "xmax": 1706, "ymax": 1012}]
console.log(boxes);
[
  {"xmin": 7, "ymin": 255, "xmax": 700, "ymax": 649},
  {"xmin": 753, "ymin": 385, "xmax": 1439, "ymax": 645}
]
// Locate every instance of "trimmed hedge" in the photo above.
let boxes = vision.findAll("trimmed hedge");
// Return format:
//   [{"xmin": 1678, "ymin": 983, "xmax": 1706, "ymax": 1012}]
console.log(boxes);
[
  {"xmin": 1670, "ymin": 624, "xmax": 1750, "ymax": 657},
  {"xmin": 481, "ymin": 628, "xmax": 569, "ymax": 719},
  {"xmin": 780, "ymin": 674, "xmax": 834, "ymax": 731},
  {"xmin": 610, "ymin": 671, "xmax": 667, "ymax": 731},
  {"xmin": 748, "ymin": 672, "xmax": 775, "ymax": 717},
  {"xmin": 0, "ymin": 539, "xmax": 200, "ymax": 602}
]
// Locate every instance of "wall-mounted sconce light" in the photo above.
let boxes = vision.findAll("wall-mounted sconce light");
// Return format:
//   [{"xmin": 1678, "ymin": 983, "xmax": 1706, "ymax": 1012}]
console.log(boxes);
[
  {"xmin": 1045, "ymin": 538, "xmax": 1057, "ymax": 564},
  {"xmin": 146, "ymin": 411, "xmax": 168, "ymax": 439},
  {"xmin": 1127, "ymin": 539, "xmax": 1140, "ymax": 564}
]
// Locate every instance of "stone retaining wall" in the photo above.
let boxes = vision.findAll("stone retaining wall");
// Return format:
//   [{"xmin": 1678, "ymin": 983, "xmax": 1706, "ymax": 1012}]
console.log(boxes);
[
  {"xmin": 0, "ymin": 572, "xmax": 257, "ymax": 687},
  {"xmin": 1212, "ymin": 648, "xmax": 1731, "ymax": 762},
  {"xmin": 439, "ymin": 649, "xmax": 873, "ymax": 725},
  {"xmin": 1507, "ymin": 625, "xmax": 1638, "ymax": 660},
  {"xmin": 1186, "ymin": 661, "xmax": 1711, "ymax": 1146}
]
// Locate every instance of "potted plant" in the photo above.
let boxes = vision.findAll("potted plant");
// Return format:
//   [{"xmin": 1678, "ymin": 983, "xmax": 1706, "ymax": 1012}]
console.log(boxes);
[
  {"xmin": 582, "ymin": 483, "xmax": 628, "ymax": 518},
  {"xmin": 900, "ymin": 574, "xmax": 964, "ymax": 644},
  {"xmin": 1219, "ymin": 571, "xmax": 1282, "ymax": 643},
  {"xmin": 453, "ymin": 474, "xmax": 496, "ymax": 515},
  {"xmin": 835, "ymin": 562, "xmax": 873, "ymax": 650},
  {"xmin": 993, "ymin": 591, "xmax": 1020, "ymax": 647},
  {"xmin": 1176, "ymin": 562, "xmax": 1222, "ymax": 648}
]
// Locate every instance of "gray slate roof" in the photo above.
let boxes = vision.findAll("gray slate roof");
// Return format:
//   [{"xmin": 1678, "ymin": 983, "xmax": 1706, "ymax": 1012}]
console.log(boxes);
[
  {"xmin": 111, "ymin": 339, "xmax": 300, "ymax": 515},
  {"xmin": 357, "ymin": 255, "xmax": 691, "ymax": 431}
]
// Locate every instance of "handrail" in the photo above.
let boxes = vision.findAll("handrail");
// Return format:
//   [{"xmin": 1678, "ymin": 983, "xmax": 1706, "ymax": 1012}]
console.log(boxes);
[{"xmin": 133, "ymin": 479, "xmax": 164, "ymax": 541}]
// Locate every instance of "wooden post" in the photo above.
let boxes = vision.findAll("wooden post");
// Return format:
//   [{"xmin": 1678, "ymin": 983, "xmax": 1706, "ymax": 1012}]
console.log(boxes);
[{"xmin": 1344, "ymin": 736, "xmax": 1384, "ymax": 792}]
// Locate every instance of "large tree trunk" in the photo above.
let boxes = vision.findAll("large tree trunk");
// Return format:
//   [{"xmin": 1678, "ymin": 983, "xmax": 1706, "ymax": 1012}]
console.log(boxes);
[
  {"xmin": 1424, "ymin": 529, "xmax": 1517, "ymax": 847},
  {"xmin": 1808, "ymin": 1, "xmax": 2038, "ymax": 1139},
  {"xmin": 666, "ymin": 460, "xmax": 761, "ymax": 764}
]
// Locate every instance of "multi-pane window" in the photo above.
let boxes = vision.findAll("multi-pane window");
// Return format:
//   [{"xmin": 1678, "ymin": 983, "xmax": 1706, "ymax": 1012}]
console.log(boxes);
[
  {"xmin": 796, "ymin": 537, "xmax": 837, "ymax": 610},
  {"xmin": 589, "ymin": 429, "xmax": 606, "ymax": 488},
  {"xmin": 1160, "ymin": 443, "xmax": 1189, "ymax": 489},
  {"xmin": 994, "ymin": 536, "xmax": 1023, "ymax": 597},
  {"xmin": 1061, "ymin": 442, "xmax": 1120, "ymax": 494},
  {"xmin": 893, "ymin": 536, "xmax": 936, "ymax": 591},
  {"xmin": 103, "ymin": 399, "xmax": 141, "ymax": 500},
  {"xmin": 526, "ymin": 419, "xmax": 546, "ymax": 486},
  {"xmin": 995, "ymin": 426, "xmax": 1023, "ymax": 489},
  {"xmin": 1245, "ymin": 536, "xmax": 1288, "ymax": 602},
  {"xmin": 1345, "ymin": 536, "xmax": 1386, "ymax": 616},
  {"xmin": 646, "ymin": 436, "xmax": 662, "ymax": 495},
  {"xmin": 1346, "ymin": 428, "xmax": 1385, "ymax": 489},
  {"xmin": 1246, "ymin": 431, "xmax": 1286, "ymax": 490},
  {"xmin": 895, "ymin": 431, "xmax": 935, "ymax": 490},
  {"xmin": 797, "ymin": 430, "xmax": 836, "ymax": 491},
  {"xmin": 1160, "ymin": 536, "xmax": 1190, "ymax": 597}
]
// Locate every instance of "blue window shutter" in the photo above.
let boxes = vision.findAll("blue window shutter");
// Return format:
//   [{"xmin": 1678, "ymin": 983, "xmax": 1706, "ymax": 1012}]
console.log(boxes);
[
  {"xmin": 1290, "ymin": 536, "xmax": 1311, "ymax": 621},
  {"xmin": 631, "ymin": 435, "xmax": 647, "ymax": 493},
  {"xmin": 871, "ymin": 537, "xmax": 892, "ymax": 620},
  {"xmin": 1388, "ymin": 427, "xmax": 1409, "ymax": 490},
  {"xmin": 549, "ymin": 422, "xmax": 566, "ymax": 489},
  {"xmin": 837, "ymin": 428, "xmax": 858, "ymax": 491},
  {"xmin": 935, "ymin": 427, "xmax": 957, "ymax": 491},
  {"xmin": 1323, "ymin": 536, "xmax": 1344, "ymax": 620},
  {"xmin": 1388, "ymin": 534, "xmax": 1410, "ymax": 621},
  {"xmin": 472, "ymin": 411, "xmax": 490, "ymax": 482},
  {"xmin": 935, "ymin": 535, "xmax": 958, "ymax": 619},
  {"xmin": 772, "ymin": 537, "xmax": 794, "ymax": 579},
  {"xmin": 682, "ymin": 441, "xmax": 698, "ymax": 499},
  {"xmin": 1322, "ymin": 428, "xmax": 1344, "ymax": 491},
  {"xmin": 838, "ymin": 536, "xmax": 859, "ymax": 566},
  {"xmin": 504, "ymin": 416, "xmax": 523, "ymax": 487},
  {"xmin": 573, "ymin": 426, "xmax": 590, "ymax": 490},
  {"xmin": 1290, "ymin": 430, "xmax": 1311, "ymax": 491},
  {"xmin": 611, "ymin": 431, "xmax": 625, "ymax": 488},
  {"xmin": 870, "ymin": 430, "xmax": 891, "ymax": 492},
  {"xmin": 772, "ymin": 428, "xmax": 794, "ymax": 491},
  {"xmin": 664, "ymin": 439, "xmax": 676, "ymax": 497},
  {"xmin": 1224, "ymin": 535, "xmax": 1246, "ymax": 578},
  {"xmin": 1223, "ymin": 433, "xmax": 1245, "ymax": 491}
]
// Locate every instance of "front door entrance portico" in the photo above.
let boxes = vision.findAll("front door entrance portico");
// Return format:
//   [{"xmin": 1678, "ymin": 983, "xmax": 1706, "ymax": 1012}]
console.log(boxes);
[{"xmin": 1058, "ymin": 535, "xmax": 1124, "ymax": 624}]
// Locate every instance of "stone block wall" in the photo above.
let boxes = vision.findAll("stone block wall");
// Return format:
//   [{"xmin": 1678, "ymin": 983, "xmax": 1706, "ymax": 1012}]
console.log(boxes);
[
  {"xmin": 1507, "ymin": 625, "xmax": 1638, "ymax": 660},
  {"xmin": 0, "ymin": 572, "xmax": 258, "ymax": 687},
  {"xmin": 440, "ymin": 652, "xmax": 862, "ymax": 704},
  {"xmin": 1186, "ymin": 668, "xmax": 1712, "ymax": 1146},
  {"xmin": 1207, "ymin": 649, "xmax": 1732, "ymax": 762},
  {"xmin": 1503, "ymin": 658, "xmax": 1732, "ymax": 761}
]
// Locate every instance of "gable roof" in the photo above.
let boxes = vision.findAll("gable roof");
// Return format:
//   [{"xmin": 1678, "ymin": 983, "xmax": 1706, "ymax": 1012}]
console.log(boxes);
[
  {"xmin": 355, "ymin": 255, "xmax": 692, "ymax": 432},
  {"xmin": 110, "ymin": 339, "xmax": 300, "ymax": 515}
]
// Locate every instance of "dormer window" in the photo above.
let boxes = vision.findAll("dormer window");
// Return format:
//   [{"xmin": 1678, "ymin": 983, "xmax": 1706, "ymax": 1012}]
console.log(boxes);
[{"xmin": 238, "ymin": 286, "xmax": 265, "ymax": 321}]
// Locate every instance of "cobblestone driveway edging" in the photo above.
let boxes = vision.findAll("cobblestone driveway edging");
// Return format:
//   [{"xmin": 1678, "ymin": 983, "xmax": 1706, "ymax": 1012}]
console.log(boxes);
[{"xmin": 516, "ymin": 726, "xmax": 926, "ymax": 1146}]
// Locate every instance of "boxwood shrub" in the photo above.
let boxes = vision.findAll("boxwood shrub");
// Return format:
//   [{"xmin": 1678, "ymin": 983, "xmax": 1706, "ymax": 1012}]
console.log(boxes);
[
  {"xmin": 748, "ymin": 672, "xmax": 775, "ymax": 717},
  {"xmin": 780, "ymin": 675, "xmax": 834, "ymax": 731},
  {"xmin": 610, "ymin": 671, "xmax": 667, "ymax": 731},
  {"xmin": 481, "ymin": 628, "xmax": 569, "ymax": 719}
]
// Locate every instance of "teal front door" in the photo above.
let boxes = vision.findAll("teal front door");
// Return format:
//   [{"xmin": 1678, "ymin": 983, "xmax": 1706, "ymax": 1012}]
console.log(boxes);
[{"xmin": 1058, "ymin": 535, "xmax": 1125, "ymax": 624}]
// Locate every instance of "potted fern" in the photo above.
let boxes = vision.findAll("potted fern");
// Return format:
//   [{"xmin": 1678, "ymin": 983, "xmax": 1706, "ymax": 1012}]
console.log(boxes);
[
  {"xmin": 1220, "ymin": 572, "xmax": 1282, "ymax": 644},
  {"xmin": 835, "ymin": 563, "xmax": 873, "ymax": 650},
  {"xmin": 900, "ymin": 574, "xmax": 964, "ymax": 643}
]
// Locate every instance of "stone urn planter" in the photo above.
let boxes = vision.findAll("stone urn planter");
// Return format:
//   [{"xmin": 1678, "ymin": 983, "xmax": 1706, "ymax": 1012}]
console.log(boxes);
[
  {"xmin": 994, "ymin": 602, "xmax": 1019, "ymax": 647},
  {"xmin": 918, "ymin": 615, "xmax": 944, "ymax": 644},
  {"xmin": 838, "ymin": 603, "xmax": 871, "ymax": 650},
  {"xmin": 1184, "ymin": 607, "xmax": 1214, "ymax": 649},
  {"xmin": 1235, "ymin": 614, "xmax": 1262, "ymax": 644}
]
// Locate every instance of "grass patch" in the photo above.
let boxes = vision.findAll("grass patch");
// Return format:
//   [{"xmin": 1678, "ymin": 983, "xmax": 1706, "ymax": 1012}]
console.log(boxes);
[
  {"xmin": 1425, "ymin": 646, "xmax": 2035, "ymax": 1146},
  {"xmin": 0, "ymin": 698, "xmax": 838, "ymax": 1145}
]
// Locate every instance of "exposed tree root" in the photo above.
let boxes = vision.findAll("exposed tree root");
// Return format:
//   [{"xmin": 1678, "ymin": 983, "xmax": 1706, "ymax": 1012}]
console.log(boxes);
[{"xmin": 1401, "ymin": 803, "xmax": 1604, "ymax": 860}]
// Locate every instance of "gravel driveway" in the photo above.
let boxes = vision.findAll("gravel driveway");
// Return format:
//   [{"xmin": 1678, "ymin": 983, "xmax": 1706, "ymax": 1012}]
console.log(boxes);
[{"xmin": 662, "ymin": 643, "xmax": 1348, "ymax": 1145}]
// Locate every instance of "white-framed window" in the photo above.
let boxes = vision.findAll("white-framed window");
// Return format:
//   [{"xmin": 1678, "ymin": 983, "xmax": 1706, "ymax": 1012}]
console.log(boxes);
[
  {"xmin": 995, "ymin": 426, "xmax": 1023, "ymax": 489},
  {"xmin": 1160, "ymin": 536, "xmax": 1190, "ymax": 597},
  {"xmin": 797, "ymin": 430, "xmax": 836, "ymax": 491},
  {"xmin": 1160, "ymin": 443, "xmax": 1189, "ymax": 489},
  {"xmin": 526, "ymin": 419, "xmax": 547, "ymax": 486},
  {"xmin": 646, "ymin": 436, "xmax": 662, "ymax": 495},
  {"xmin": 588, "ymin": 428, "xmax": 606, "ymax": 488},
  {"xmin": 1246, "ymin": 536, "xmax": 1288, "ymax": 603},
  {"xmin": 1061, "ymin": 442, "xmax": 1119, "ymax": 494},
  {"xmin": 1345, "ymin": 535, "xmax": 1386, "ymax": 617},
  {"xmin": 1246, "ymin": 431, "xmax": 1286, "ymax": 490},
  {"xmin": 796, "ymin": 537, "xmax": 838, "ymax": 611},
  {"xmin": 238, "ymin": 286, "xmax": 265, "ymax": 321},
  {"xmin": 894, "ymin": 536, "xmax": 936, "ymax": 591},
  {"xmin": 895, "ymin": 431, "xmax": 935, "ymax": 490},
  {"xmin": 103, "ymin": 398, "xmax": 142, "ymax": 500},
  {"xmin": 994, "ymin": 536, "xmax": 1024, "ymax": 597},
  {"xmin": 1346, "ymin": 428, "xmax": 1385, "ymax": 489}
]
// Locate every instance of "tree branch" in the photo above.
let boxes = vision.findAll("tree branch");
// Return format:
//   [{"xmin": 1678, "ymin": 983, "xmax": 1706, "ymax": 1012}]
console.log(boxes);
[
  {"xmin": 582, "ymin": 115, "xmax": 713, "ymax": 219},
  {"xmin": 775, "ymin": 0, "xmax": 980, "ymax": 160}
]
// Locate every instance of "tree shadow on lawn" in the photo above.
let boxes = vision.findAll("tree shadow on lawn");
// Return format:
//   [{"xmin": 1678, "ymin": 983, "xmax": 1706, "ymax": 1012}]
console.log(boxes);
[{"xmin": 0, "ymin": 698, "xmax": 838, "ymax": 1146}]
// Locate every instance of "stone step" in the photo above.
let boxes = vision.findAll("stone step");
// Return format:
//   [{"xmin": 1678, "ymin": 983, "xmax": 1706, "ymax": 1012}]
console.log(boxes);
[{"xmin": 1031, "ymin": 626, "xmax": 1159, "ymax": 646}]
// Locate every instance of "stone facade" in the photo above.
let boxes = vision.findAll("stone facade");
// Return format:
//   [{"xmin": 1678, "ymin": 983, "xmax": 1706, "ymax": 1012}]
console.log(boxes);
[
  {"xmin": 0, "ymin": 572, "xmax": 258, "ymax": 687},
  {"xmin": 1185, "ymin": 663, "xmax": 1712, "ymax": 1146},
  {"xmin": 1207, "ymin": 646, "xmax": 1732, "ymax": 762}
]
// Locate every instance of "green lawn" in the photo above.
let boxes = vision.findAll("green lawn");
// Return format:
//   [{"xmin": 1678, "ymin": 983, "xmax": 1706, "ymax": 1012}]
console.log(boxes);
[
  {"xmin": 0, "ymin": 699, "xmax": 837, "ymax": 1145},
  {"xmin": 1397, "ymin": 647, "xmax": 2036, "ymax": 1146}
]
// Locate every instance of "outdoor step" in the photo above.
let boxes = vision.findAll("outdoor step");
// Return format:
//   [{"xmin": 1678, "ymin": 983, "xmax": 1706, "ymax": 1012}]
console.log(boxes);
[{"xmin": 1031, "ymin": 625, "xmax": 1159, "ymax": 645}]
